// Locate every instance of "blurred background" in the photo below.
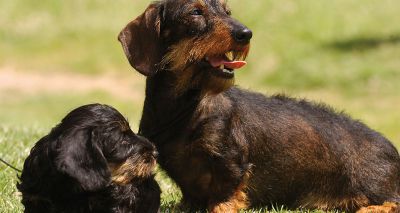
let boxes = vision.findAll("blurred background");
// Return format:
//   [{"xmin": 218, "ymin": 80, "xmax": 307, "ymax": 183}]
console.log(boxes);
[{"xmin": 1, "ymin": 0, "xmax": 399, "ymax": 211}]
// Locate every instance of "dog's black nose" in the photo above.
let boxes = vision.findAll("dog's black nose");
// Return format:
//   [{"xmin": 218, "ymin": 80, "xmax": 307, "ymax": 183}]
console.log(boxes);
[
  {"xmin": 233, "ymin": 27, "xmax": 252, "ymax": 43},
  {"xmin": 152, "ymin": 150, "xmax": 159, "ymax": 159}
]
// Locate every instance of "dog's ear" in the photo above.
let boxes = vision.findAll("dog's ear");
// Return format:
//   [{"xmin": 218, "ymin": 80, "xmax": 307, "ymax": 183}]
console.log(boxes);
[
  {"xmin": 118, "ymin": 3, "xmax": 164, "ymax": 76},
  {"xmin": 55, "ymin": 128, "xmax": 110, "ymax": 191}
]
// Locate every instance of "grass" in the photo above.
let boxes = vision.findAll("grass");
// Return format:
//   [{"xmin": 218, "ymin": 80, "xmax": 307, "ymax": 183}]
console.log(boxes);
[{"xmin": 1, "ymin": 0, "xmax": 400, "ymax": 212}]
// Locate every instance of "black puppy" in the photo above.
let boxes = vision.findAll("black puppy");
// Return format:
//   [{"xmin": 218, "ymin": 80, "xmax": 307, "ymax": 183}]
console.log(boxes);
[{"xmin": 17, "ymin": 104, "xmax": 160, "ymax": 213}]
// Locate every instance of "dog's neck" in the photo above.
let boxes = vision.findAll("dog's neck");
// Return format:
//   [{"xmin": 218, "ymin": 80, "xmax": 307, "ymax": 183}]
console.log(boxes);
[
  {"xmin": 139, "ymin": 70, "xmax": 201, "ymax": 141},
  {"xmin": 145, "ymin": 70, "xmax": 201, "ymax": 103}
]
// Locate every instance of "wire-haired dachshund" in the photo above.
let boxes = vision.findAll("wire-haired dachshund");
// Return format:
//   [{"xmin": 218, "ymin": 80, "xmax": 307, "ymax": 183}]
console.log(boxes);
[
  {"xmin": 17, "ymin": 104, "xmax": 160, "ymax": 213},
  {"xmin": 118, "ymin": 0, "xmax": 400, "ymax": 212}
]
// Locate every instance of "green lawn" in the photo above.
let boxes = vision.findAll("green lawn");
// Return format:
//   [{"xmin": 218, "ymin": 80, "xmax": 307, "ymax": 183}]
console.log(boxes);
[{"xmin": 1, "ymin": 0, "xmax": 399, "ymax": 212}]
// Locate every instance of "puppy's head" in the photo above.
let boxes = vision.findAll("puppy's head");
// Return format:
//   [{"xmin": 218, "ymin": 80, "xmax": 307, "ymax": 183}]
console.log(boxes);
[
  {"xmin": 107, "ymin": 134, "xmax": 158, "ymax": 185},
  {"xmin": 53, "ymin": 104, "xmax": 157, "ymax": 191},
  {"xmin": 119, "ymin": 0, "xmax": 252, "ymax": 95}
]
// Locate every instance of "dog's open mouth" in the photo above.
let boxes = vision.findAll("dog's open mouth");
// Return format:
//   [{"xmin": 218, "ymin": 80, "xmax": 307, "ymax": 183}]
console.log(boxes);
[{"xmin": 205, "ymin": 50, "xmax": 248, "ymax": 78}]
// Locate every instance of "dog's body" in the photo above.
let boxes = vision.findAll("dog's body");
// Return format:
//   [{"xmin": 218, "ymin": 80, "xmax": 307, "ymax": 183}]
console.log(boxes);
[
  {"xmin": 17, "ymin": 104, "xmax": 160, "ymax": 213},
  {"xmin": 140, "ymin": 76, "xmax": 400, "ymax": 212},
  {"xmin": 119, "ymin": 0, "xmax": 400, "ymax": 212}
]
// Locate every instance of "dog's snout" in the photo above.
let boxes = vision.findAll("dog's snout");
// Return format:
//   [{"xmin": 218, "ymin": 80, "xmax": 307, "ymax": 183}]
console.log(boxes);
[
  {"xmin": 228, "ymin": 19, "xmax": 252, "ymax": 44},
  {"xmin": 233, "ymin": 27, "xmax": 252, "ymax": 43}
]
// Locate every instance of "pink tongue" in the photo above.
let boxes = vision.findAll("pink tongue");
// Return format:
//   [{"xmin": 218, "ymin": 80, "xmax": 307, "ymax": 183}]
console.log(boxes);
[
  {"xmin": 222, "ymin": 60, "xmax": 247, "ymax": 69},
  {"xmin": 209, "ymin": 58, "xmax": 247, "ymax": 69}
]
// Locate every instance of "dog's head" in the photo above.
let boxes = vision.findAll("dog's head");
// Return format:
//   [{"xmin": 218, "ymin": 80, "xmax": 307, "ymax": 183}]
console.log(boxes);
[
  {"xmin": 119, "ymin": 0, "xmax": 252, "ymax": 95},
  {"xmin": 53, "ymin": 104, "xmax": 157, "ymax": 191}
]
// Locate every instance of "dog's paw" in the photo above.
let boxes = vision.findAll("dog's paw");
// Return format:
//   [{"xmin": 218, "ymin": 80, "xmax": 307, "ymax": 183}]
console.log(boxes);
[{"xmin": 357, "ymin": 202, "xmax": 400, "ymax": 213}]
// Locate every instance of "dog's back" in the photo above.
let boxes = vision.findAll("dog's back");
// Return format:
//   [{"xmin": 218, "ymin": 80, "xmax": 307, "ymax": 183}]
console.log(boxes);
[
  {"xmin": 226, "ymin": 87, "xmax": 400, "ymax": 210},
  {"xmin": 18, "ymin": 136, "xmax": 56, "ymax": 212},
  {"xmin": 17, "ymin": 129, "xmax": 102, "ymax": 213}
]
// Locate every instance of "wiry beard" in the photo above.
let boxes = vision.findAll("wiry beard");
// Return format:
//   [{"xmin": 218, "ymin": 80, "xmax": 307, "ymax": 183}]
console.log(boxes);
[
  {"xmin": 200, "ymin": 71, "xmax": 235, "ymax": 96},
  {"xmin": 159, "ymin": 34, "xmax": 246, "ymax": 97},
  {"xmin": 165, "ymin": 65, "xmax": 235, "ymax": 97}
]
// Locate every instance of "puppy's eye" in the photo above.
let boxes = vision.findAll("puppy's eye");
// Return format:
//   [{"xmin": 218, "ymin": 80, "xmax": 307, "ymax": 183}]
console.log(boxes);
[
  {"xmin": 190, "ymin": 8, "xmax": 203, "ymax": 16},
  {"xmin": 226, "ymin": 10, "xmax": 232, "ymax": 16}
]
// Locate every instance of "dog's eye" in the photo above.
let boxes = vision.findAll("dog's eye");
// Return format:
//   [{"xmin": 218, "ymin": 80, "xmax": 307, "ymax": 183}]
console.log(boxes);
[
  {"xmin": 190, "ymin": 8, "xmax": 203, "ymax": 16},
  {"xmin": 226, "ymin": 10, "xmax": 232, "ymax": 16}
]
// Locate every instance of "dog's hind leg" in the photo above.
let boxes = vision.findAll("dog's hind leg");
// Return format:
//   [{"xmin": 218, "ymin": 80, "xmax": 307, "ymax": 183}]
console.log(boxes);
[{"xmin": 357, "ymin": 202, "xmax": 400, "ymax": 213}]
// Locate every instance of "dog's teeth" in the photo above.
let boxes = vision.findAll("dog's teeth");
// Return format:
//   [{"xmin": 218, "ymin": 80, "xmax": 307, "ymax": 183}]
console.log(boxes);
[
  {"xmin": 219, "ymin": 64, "xmax": 224, "ymax": 70},
  {"xmin": 235, "ymin": 52, "xmax": 242, "ymax": 60},
  {"xmin": 238, "ymin": 52, "xmax": 245, "ymax": 61},
  {"xmin": 233, "ymin": 51, "xmax": 238, "ymax": 60},
  {"xmin": 225, "ymin": 51, "xmax": 234, "ymax": 61},
  {"xmin": 223, "ymin": 69, "xmax": 234, "ymax": 74}
]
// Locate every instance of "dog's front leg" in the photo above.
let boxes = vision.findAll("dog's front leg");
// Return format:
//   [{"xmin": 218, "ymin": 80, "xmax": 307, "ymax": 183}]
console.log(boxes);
[
  {"xmin": 208, "ymin": 186, "xmax": 248, "ymax": 213},
  {"xmin": 207, "ymin": 164, "xmax": 251, "ymax": 213}
]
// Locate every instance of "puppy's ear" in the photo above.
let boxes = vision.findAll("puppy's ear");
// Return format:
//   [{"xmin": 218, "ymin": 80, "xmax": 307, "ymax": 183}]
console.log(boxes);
[
  {"xmin": 55, "ymin": 128, "xmax": 110, "ymax": 191},
  {"xmin": 118, "ymin": 3, "xmax": 164, "ymax": 76}
]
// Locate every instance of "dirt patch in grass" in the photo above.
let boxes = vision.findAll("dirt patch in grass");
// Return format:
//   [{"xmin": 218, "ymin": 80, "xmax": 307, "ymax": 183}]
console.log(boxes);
[{"xmin": 0, "ymin": 66, "xmax": 145, "ymax": 101}]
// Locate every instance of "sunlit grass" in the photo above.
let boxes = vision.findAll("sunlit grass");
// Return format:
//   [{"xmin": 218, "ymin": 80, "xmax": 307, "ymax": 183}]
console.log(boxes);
[{"xmin": 0, "ymin": 0, "xmax": 399, "ymax": 212}]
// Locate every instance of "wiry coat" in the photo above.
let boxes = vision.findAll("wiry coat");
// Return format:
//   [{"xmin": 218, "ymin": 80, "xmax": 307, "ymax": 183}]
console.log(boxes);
[{"xmin": 119, "ymin": 0, "xmax": 400, "ymax": 212}]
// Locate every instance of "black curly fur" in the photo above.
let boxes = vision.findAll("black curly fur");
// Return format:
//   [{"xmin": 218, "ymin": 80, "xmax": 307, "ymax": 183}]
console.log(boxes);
[{"xmin": 17, "ymin": 104, "xmax": 160, "ymax": 213}]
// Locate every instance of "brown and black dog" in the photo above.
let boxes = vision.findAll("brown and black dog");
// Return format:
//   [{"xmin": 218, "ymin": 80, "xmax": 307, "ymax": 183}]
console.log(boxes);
[{"xmin": 118, "ymin": 0, "xmax": 400, "ymax": 212}]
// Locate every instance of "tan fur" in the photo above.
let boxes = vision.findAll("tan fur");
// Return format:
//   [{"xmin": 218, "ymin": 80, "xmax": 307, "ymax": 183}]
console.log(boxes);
[
  {"xmin": 109, "ymin": 158, "xmax": 156, "ymax": 185},
  {"xmin": 299, "ymin": 194, "xmax": 370, "ymax": 212},
  {"xmin": 201, "ymin": 74, "xmax": 235, "ymax": 96},
  {"xmin": 357, "ymin": 202, "xmax": 400, "ymax": 213},
  {"xmin": 197, "ymin": 0, "xmax": 206, "ymax": 7},
  {"xmin": 160, "ymin": 18, "xmax": 249, "ymax": 96},
  {"xmin": 208, "ymin": 190, "xmax": 248, "ymax": 213},
  {"xmin": 208, "ymin": 170, "xmax": 250, "ymax": 213},
  {"xmin": 172, "ymin": 66, "xmax": 201, "ymax": 97}
]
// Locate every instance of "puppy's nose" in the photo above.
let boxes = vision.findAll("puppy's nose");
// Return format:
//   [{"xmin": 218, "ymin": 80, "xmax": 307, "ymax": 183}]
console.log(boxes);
[
  {"xmin": 152, "ymin": 150, "xmax": 159, "ymax": 159},
  {"xmin": 233, "ymin": 27, "xmax": 252, "ymax": 43}
]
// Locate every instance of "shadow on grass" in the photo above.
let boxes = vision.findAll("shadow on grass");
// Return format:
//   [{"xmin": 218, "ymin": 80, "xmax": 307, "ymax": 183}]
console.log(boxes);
[{"xmin": 324, "ymin": 34, "xmax": 400, "ymax": 51}]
